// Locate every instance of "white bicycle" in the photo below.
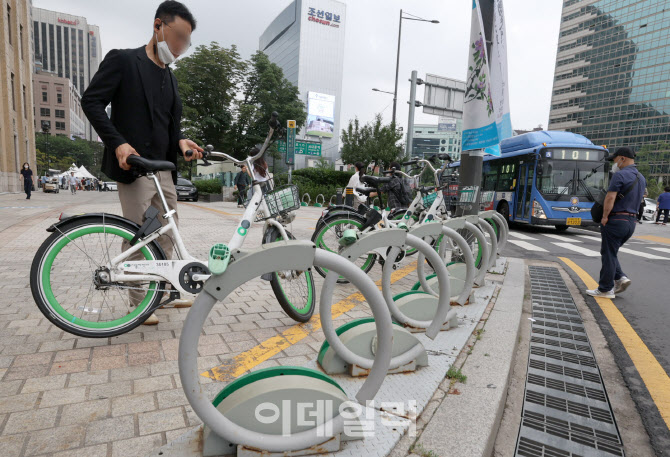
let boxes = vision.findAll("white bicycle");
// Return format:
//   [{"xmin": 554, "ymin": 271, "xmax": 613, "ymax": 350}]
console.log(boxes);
[{"xmin": 30, "ymin": 114, "xmax": 316, "ymax": 338}]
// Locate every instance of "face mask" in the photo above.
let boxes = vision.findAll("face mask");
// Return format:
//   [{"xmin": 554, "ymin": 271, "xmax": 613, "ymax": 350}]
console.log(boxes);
[
  {"xmin": 612, "ymin": 158, "xmax": 622, "ymax": 173},
  {"xmin": 24, "ymin": 165, "xmax": 28, "ymax": 169},
  {"xmin": 155, "ymin": 24, "xmax": 176, "ymax": 65}
]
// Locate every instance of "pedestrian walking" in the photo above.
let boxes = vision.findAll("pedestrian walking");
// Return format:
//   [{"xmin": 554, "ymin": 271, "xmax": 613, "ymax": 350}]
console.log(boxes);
[
  {"xmin": 20, "ymin": 163, "xmax": 34, "ymax": 199},
  {"xmin": 379, "ymin": 162, "xmax": 411, "ymax": 210},
  {"xmin": 656, "ymin": 186, "xmax": 670, "ymax": 225},
  {"xmin": 586, "ymin": 147, "xmax": 646, "ymax": 299},
  {"xmin": 637, "ymin": 188, "xmax": 648, "ymax": 224},
  {"xmin": 233, "ymin": 164, "xmax": 251, "ymax": 207},
  {"xmin": 69, "ymin": 172, "xmax": 78, "ymax": 194},
  {"xmin": 82, "ymin": 0, "xmax": 202, "ymax": 325}
]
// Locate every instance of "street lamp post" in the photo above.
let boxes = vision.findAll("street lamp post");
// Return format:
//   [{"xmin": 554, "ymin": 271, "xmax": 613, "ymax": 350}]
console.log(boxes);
[
  {"xmin": 41, "ymin": 121, "xmax": 50, "ymax": 178},
  {"xmin": 391, "ymin": 10, "xmax": 439, "ymax": 128}
]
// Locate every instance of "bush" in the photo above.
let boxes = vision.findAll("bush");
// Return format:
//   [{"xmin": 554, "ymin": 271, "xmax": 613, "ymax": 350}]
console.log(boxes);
[
  {"xmin": 193, "ymin": 179, "xmax": 222, "ymax": 195},
  {"xmin": 272, "ymin": 169, "xmax": 354, "ymax": 204}
]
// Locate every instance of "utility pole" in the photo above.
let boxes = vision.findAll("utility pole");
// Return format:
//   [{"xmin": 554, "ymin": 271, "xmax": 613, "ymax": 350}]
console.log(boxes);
[
  {"xmin": 405, "ymin": 71, "xmax": 424, "ymax": 160},
  {"xmin": 392, "ymin": 9, "xmax": 403, "ymax": 128}
]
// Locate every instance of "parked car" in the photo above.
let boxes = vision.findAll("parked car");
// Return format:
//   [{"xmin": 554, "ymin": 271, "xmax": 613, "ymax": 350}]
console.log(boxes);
[
  {"xmin": 43, "ymin": 177, "xmax": 60, "ymax": 193},
  {"xmin": 643, "ymin": 198, "xmax": 657, "ymax": 220},
  {"xmin": 102, "ymin": 182, "xmax": 118, "ymax": 191},
  {"xmin": 176, "ymin": 178, "xmax": 198, "ymax": 201}
]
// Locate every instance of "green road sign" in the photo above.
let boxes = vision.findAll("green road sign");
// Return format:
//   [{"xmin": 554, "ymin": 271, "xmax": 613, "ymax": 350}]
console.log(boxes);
[
  {"xmin": 277, "ymin": 140, "xmax": 322, "ymax": 157},
  {"xmin": 286, "ymin": 120, "xmax": 296, "ymax": 165}
]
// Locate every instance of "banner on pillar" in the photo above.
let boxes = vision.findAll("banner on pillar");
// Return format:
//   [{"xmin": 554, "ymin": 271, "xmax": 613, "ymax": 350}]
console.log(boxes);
[{"xmin": 490, "ymin": 0, "xmax": 513, "ymax": 147}]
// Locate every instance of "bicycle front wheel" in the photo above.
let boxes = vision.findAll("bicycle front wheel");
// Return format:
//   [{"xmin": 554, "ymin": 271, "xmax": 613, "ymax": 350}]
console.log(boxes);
[
  {"xmin": 266, "ymin": 228, "xmax": 316, "ymax": 323},
  {"xmin": 30, "ymin": 215, "xmax": 166, "ymax": 338}
]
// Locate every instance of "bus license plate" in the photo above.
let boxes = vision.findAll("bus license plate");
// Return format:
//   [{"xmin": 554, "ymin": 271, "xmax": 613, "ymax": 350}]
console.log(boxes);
[{"xmin": 566, "ymin": 217, "xmax": 581, "ymax": 226}]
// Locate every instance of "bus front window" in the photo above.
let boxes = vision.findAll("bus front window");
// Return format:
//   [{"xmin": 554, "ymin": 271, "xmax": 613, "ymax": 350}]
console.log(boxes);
[
  {"xmin": 576, "ymin": 161, "xmax": 608, "ymax": 201},
  {"xmin": 538, "ymin": 160, "xmax": 575, "ymax": 200}
]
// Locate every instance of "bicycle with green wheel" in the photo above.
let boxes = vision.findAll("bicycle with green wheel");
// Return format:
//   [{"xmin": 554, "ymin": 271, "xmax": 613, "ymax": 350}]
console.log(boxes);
[{"xmin": 30, "ymin": 113, "xmax": 315, "ymax": 338}]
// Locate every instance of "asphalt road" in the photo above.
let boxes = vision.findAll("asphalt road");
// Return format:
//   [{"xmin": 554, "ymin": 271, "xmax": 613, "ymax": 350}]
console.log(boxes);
[{"xmin": 500, "ymin": 220, "xmax": 670, "ymax": 454}]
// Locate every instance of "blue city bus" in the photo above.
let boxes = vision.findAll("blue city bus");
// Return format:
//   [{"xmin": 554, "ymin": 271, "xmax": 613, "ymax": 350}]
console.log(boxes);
[{"xmin": 446, "ymin": 131, "xmax": 610, "ymax": 230}]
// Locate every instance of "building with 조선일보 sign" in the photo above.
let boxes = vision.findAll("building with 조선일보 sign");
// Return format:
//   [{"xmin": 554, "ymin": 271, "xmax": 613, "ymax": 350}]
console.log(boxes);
[
  {"xmin": 31, "ymin": 7, "xmax": 102, "ymax": 141},
  {"xmin": 259, "ymin": 0, "xmax": 345, "ymax": 169}
]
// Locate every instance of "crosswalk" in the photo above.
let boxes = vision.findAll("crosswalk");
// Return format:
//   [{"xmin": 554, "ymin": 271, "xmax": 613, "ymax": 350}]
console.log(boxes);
[{"xmin": 507, "ymin": 230, "xmax": 670, "ymax": 260}]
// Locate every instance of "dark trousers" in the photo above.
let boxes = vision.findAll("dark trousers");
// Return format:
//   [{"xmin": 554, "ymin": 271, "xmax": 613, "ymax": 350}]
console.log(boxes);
[
  {"xmin": 598, "ymin": 215, "xmax": 637, "ymax": 291},
  {"xmin": 24, "ymin": 181, "xmax": 31, "ymax": 199},
  {"xmin": 637, "ymin": 202, "xmax": 645, "ymax": 221},
  {"xmin": 237, "ymin": 186, "xmax": 246, "ymax": 205}
]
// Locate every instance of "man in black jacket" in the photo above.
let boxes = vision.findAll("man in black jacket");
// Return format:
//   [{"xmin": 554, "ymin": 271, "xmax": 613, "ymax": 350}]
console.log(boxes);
[{"xmin": 82, "ymin": 1, "xmax": 203, "ymax": 325}]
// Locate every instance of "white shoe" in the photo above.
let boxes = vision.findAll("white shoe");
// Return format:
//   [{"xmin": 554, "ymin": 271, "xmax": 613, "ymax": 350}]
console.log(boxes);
[
  {"xmin": 586, "ymin": 288, "xmax": 615, "ymax": 299},
  {"xmin": 614, "ymin": 276, "xmax": 631, "ymax": 294},
  {"xmin": 142, "ymin": 313, "xmax": 159, "ymax": 325}
]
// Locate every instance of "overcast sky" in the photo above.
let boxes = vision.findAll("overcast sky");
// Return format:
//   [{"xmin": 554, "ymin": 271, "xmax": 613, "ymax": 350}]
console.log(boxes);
[{"xmin": 34, "ymin": 0, "xmax": 563, "ymax": 134}]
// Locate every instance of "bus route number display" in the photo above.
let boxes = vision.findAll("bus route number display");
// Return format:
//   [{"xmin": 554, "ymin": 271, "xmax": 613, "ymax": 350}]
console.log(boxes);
[{"xmin": 545, "ymin": 149, "xmax": 604, "ymax": 161}]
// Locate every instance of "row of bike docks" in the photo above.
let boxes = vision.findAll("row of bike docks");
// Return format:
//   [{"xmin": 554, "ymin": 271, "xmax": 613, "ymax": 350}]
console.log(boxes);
[{"xmin": 177, "ymin": 204, "xmax": 510, "ymax": 456}]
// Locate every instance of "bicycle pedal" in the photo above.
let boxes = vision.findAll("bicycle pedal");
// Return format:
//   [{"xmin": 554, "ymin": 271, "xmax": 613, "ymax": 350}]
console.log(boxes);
[{"xmin": 209, "ymin": 243, "xmax": 231, "ymax": 275}]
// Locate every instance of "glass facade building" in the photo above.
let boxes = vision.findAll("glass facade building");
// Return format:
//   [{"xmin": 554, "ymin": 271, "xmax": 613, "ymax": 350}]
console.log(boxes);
[
  {"xmin": 548, "ymin": 0, "xmax": 670, "ymax": 182},
  {"xmin": 260, "ymin": 0, "xmax": 346, "ymax": 168}
]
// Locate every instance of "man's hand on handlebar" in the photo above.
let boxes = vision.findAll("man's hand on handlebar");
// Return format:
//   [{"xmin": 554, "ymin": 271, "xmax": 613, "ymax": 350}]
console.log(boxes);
[
  {"xmin": 115, "ymin": 143, "xmax": 140, "ymax": 171},
  {"xmin": 180, "ymin": 139, "xmax": 204, "ymax": 161}
]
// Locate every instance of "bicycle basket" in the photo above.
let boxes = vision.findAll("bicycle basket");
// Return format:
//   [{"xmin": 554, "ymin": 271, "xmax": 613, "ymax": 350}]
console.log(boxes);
[
  {"xmin": 452, "ymin": 185, "xmax": 479, "ymax": 206},
  {"xmin": 479, "ymin": 190, "xmax": 495, "ymax": 210},
  {"xmin": 422, "ymin": 191, "xmax": 438, "ymax": 207},
  {"xmin": 262, "ymin": 184, "xmax": 300, "ymax": 219}
]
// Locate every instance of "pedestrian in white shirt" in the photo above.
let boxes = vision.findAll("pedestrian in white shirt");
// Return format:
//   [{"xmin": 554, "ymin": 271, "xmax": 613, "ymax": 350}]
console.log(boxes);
[
  {"xmin": 346, "ymin": 162, "xmax": 367, "ymax": 208},
  {"xmin": 69, "ymin": 172, "xmax": 78, "ymax": 194}
]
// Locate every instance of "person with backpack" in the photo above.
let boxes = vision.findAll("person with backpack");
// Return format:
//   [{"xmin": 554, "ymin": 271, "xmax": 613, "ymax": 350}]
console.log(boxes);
[{"xmin": 379, "ymin": 161, "xmax": 411, "ymax": 209}]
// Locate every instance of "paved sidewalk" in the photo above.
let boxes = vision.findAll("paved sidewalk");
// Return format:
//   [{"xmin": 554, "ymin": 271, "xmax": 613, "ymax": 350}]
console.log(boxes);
[{"xmin": 0, "ymin": 191, "xmax": 427, "ymax": 457}]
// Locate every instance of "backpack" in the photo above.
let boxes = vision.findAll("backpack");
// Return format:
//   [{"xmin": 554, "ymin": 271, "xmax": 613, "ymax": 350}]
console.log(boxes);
[{"xmin": 395, "ymin": 177, "xmax": 412, "ymax": 206}]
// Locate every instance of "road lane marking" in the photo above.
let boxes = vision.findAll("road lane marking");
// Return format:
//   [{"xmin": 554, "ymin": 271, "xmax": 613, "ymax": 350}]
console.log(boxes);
[
  {"xmin": 551, "ymin": 242, "xmax": 600, "ymax": 257},
  {"xmin": 508, "ymin": 240, "xmax": 548, "ymax": 252},
  {"xmin": 201, "ymin": 261, "xmax": 419, "ymax": 382},
  {"xmin": 542, "ymin": 233, "xmax": 582, "ymax": 242},
  {"xmin": 649, "ymin": 247, "xmax": 670, "ymax": 255},
  {"xmin": 634, "ymin": 235, "xmax": 670, "ymax": 245},
  {"xmin": 560, "ymin": 257, "xmax": 670, "ymax": 429},
  {"xmin": 618, "ymin": 247, "xmax": 670, "ymax": 260},
  {"xmin": 509, "ymin": 232, "xmax": 538, "ymax": 241},
  {"xmin": 576, "ymin": 234, "xmax": 602, "ymax": 242}
]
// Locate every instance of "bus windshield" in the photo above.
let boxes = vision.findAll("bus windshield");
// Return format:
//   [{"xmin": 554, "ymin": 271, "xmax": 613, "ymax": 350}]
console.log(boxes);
[{"xmin": 538, "ymin": 159, "xmax": 608, "ymax": 201}]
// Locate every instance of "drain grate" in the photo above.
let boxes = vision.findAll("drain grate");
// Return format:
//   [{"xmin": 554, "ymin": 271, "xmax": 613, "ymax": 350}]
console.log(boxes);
[{"xmin": 515, "ymin": 266, "xmax": 625, "ymax": 457}]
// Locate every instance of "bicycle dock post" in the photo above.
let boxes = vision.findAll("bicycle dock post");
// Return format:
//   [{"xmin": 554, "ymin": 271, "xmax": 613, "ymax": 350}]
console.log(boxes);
[{"xmin": 179, "ymin": 241, "xmax": 395, "ymax": 457}]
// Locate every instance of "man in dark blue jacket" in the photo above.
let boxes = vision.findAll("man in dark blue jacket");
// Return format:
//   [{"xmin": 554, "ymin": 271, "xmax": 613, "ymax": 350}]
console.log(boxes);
[{"xmin": 587, "ymin": 147, "xmax": 646, "ymax": 299}]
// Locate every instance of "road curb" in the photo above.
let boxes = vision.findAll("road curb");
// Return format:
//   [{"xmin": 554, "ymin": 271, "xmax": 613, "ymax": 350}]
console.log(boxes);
[{"xmin": 409, "ymin": 257, "xmax": 525, "ymax": 457}]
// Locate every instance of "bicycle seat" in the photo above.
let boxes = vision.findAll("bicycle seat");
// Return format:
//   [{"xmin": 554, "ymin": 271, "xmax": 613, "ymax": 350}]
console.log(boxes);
[
  {"xmin": 127, "ymin": 155, "xmax": 176, "ymax": 173},
  {"xmin": 361, "ymin": 175, "xmax": 391, "ymax": 187},
  {"xmin": 355, "ymin": 186, "xmax": 376, "ymax": 196}
]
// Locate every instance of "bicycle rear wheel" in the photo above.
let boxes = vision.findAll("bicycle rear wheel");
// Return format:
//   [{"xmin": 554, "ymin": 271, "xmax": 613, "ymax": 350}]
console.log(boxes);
[
  {"xmin": 311, "ymin": 212, "xmax": 376, "ymax": 282},
  {"xmin": 30, "ymin": 215, "xmax": 166, "ymax": 337},
  {"xmin": 266, "ymin": 228, "xmax": 316, "ymax": 323}
]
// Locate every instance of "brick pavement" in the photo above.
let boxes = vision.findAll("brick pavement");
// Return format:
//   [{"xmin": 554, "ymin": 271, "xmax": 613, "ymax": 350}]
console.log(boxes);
[{"xmin": 0, "ymin": 190, "xmax": 424, "ymax": 457}]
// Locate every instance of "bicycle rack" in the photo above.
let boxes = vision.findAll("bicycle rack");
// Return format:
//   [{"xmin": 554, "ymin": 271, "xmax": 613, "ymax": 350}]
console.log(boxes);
[
  {"xmin": 412, "ymin": 220, "xmax": 477, "ymax": 309},
  {"xmin": 318, "ymin": 228, "xmax": 455, "ymax": 376},
  {"xmin": 479, "ymin": 210, "xmax": 509, "ymax": 254},
  {"xmin": 371, "ymin": 197, "xmax": 381, "ymax": 211},
  {"xmin": 329, "ymin": 194, "xmax": 337, "ymax": 207},
  {"xmin": 314, "ymin": 194, "xmax": 325, "ymax": 207},
  {"xmin": 301, "ymin": 193, "xmax": 311, "ymax": 207},
  {"xmin": 179, "ymin": 241, "xmax": 394, "ymax": 455}
]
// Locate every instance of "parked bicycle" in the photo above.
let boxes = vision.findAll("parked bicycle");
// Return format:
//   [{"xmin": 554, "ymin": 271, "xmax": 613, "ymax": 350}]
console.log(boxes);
[{"xmin": 30, "ymin": 113, "xmax": 316, "ymax": 338}]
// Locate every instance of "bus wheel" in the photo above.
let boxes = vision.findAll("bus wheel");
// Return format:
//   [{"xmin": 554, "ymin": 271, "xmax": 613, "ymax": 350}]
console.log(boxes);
[
  {"xmin": 497, "ymin": 201, "xmax": 509, "ymax": 223},
  {"xmin": 555, "ymin": 224, "xmax": 569, "ymax": 232}
]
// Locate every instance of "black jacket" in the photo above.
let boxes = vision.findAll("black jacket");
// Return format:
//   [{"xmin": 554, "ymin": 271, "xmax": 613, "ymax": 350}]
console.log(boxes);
[{"xmin": 82, "ymin": 46, "xmax": 185, "ymax": 184}]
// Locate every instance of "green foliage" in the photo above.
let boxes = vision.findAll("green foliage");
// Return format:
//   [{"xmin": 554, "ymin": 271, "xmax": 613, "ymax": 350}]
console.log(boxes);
[
  {"xmin": 313, "ymin": 158, "xmax": 335, "ymax": 170},
  {"xmin": 636, "ymin": 142, "xmax": 670, "ymax": 198},
  {"xmin": 34, "ymin": 133, "xmax": 104, "ymax": 177},
  {"xmin": 273, "ymin": 168, "xmax": 353, "ymax": 204},
  {"xmin": 193, "ymin": 179, "xmax": 222, "ymax": 195},
  {"xmin": 174, "ymin": 45, "xmax": 306, "ymax": 161},
  {"xmin": 340, "ymin": 114, "xmax": 404, "ymax": 171},
  {"xmin": 446, "ymin": 366, "xmax": 467, "ymax": 384}
]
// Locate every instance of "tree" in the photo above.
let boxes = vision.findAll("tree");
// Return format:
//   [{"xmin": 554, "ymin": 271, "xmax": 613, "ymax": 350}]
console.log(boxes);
[
  {"xmin": 34, "ymin": 133, "xmax": 104, "ymax": 177},
  {"xmin": 173, "ymin": 43, "xmax": 247, "ymax": 150},
  {"xmin": 340, "ymin": 114, "xmax": 404, "ymax": 172},
  {"xmin": 225, "ymin": 51, "xmax": 306, "ymax": 159},
  {"xmin": 636, "ymin": 142, "xmax": 670, "ymax": 197}
]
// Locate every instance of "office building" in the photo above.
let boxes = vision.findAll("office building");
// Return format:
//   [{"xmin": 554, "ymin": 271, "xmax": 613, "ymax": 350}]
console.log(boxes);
[
  {"xmin": 260, "ymin": 0, "xmax": 346, "ymax": 168},
  {"xmin": 1, "ymin": 0, "xmax": 36, "ymax": 193},
  {"xmin": 33, "ymin": 68, "xmax": 86, "ymax": 139},
  {"xmin": 411, "ymin": 119, "xmax": 463, "ymax": 161},
  {"xmin": 31, "ymin": 7, "xmax": 102, "ymax": 141},
  {"xmin": 548, "ymin": 0, "xmax": 670, "ymax": 181}
]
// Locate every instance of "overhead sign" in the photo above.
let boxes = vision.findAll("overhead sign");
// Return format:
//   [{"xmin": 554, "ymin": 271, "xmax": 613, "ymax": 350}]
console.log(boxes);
[
  {"xmin": 423, "ymin": 75, "xmax": 465, "ymax": 118},
  {"xmin": 438, "ymin": 117, "xmax": 458, "ymax": 132},
  {"xmin": 307, "ymin": 7, "xmax": 342, "ymax": 28},
  {"xmin": 306, "ymin": 92, "xmax": 335, "ymax": 138},
  {"xmin": 286, "ymin": 120, "xmax": 296, "ymax": 165},
  {"xmin": 278, "ymin": 140, "xmax": 322, "ymax": 156}
]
